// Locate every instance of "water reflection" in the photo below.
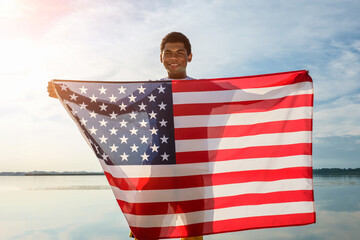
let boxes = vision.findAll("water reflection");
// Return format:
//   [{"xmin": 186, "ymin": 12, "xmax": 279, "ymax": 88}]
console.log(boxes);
[{"xmin": 1, "ymin": 175, "xmax": 359, "ymax": 240}]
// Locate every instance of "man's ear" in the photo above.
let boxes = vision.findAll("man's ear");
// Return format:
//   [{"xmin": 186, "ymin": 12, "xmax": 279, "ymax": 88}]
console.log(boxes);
[
  {"xmin": 187, "ymin": 53, "xmax": 193, "ymax": 63},
  {"xmin": 160, "ymin": 53, "xmax": 163, "ymax": 63}
]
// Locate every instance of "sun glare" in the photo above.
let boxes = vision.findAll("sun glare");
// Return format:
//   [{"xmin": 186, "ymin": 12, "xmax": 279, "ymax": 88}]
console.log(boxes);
[{"xmin": 0, "ymin": 0, "xmax": 21, "ymax": 17}]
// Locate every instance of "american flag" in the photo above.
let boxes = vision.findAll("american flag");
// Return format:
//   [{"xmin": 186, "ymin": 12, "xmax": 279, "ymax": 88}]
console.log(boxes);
[{"xmin": 53, "ymin": 70, "xmax": 315, "ymax": 239}]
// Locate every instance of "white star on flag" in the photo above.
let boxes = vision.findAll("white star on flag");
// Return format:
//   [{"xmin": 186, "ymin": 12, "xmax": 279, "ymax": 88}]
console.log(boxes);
[
  {"xmin": 119, "ymin": 135, "xmax": 128, "ymax": 144},
  {"xmin": 158, "ymin": 102, "xmax": 167, "ymax": 110},
  {"xmin": 119, "ymin": 102, "xmax": 127, "ymax": 111},
  {"xmin": 109, "ymin": 144, "xmax": 118, "ymax": 152},
  {"xmin": 101, "ymin": 153, "xmax": 108, "ymax": 160},
  {"xmin": 70, "ymin": 93, "xmax": 78, "ymax": 100},
  {"xmin": 149, "ymin": 111, "xmax": 157, "ymax": 119},
  {"xmin": 99, "ymin": 119, "xmax": 108, "ymax": 127},
  {"xmin": 130, "ymin": 144, "xmax": 139, "ymax": 152},
  {"xmin": 138, "ymin": 102, "xmax": 147, "ymax": 110},
  {"xmin": 129, "ymin": 127, "xmax": 138, "ymax": 135},
  {"xmin": 140, "ymin": 135, "xmax": 148, "ymax": 143},
  {"xmin": 79, "ymin": 102, "xmax": 87, "ymax": 109},
  {"xmin": 139, "ymin": 119, "xmax": 147, "ymax": 127},
  {"xmin": 109, "ymin": 94, "xmax": 117, "ymax": 103},
  {"xmin": 148, "ymin": 94, "xmax": 156, "ymax": 102},
  {"xmin": 128, "ymin": 94, "xmax": 136, "ymax": 102},
  {"xmin": 129, "ymin": 111, "xmax": 137, "ymax": 119},
  {"xmin": 89, "ymin": 111, "xmax": 98, "ymax": 118},
  {"xmin": 150, "ymin": 127, "xmax": 158, "ymax": 135},
  {"xmin": 118, "ymin": 86, "xmax": 126, "ymax": 94},
  {"xmin": 161, "ymin": 152, "xmax": 170, "ymax": 161},
  {"xmin": 99, "ymin": 103, "xmax": 108, "ymax": 111},
  {"xmin": 141, "ymin": 152, "xmax": 149, "ymax": 161},
  {"xmin": 120, "ymin": 152, "xmax": 129, "ymax": 161},
  {"xmin": 109, "ymin": 111, "xmax": 118, "ymax": 119},
  {"xmin": 119, "ymin": 119, "xmax": 128, "ymax": 127},
  {"xmin": 89, "ymin": 126, "xmax": 98, "ymax": 135},
  {"xmin": 90, "ymin": 94, "xmax": 98, "ymax": 102},
  {"xmin": 137, "ymin": 85, "xmax": 146, "ymax": 94},
  {"xmin": 80, "ymin": 118, "xmax": 87, "ymax": 126},
  {"xmin": 60, "ymin": 84, "xmax": 68, "ymax": 91},
  {"xmin": 159, "ymin": 119, "xmax": 167, "ymax": 127},
  {"xmin": 79, "ymin": 86, "xmax": 88, "ymax": 94},
  {"xmin": 99, "ymin": 86, "xmax": 107, "ymax": 94},
  {"xmin": 99, "ymin": 135, "xmax": 108, "ymax": 144},
  {"xmin": 109, "ymin": 127, "xmax": 118, "ymax": 135},
  {"xmin": 160, "ymin": 135, "xmax": 168, "ymax": 143},
  {"xmin": 157, "ymin": 85, "xmax": 166, "ymax": 93},
  {"xmin": 150, "ymin": 143, "xmax": 159, "ymax": 152}
]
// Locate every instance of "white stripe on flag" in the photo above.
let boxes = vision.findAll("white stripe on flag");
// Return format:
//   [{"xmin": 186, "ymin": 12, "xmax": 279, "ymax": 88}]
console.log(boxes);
[
  {"xmin": 174, "ymin": 107, "xmax": 313, "ymax": 128},
  {"xmin": 175, "ymin": 131, "xmax": 312, "ymax": 152},
  {"xmin": 173, "ymin": 82, "xmax": 313, "ymax": 104},
  {"xmin": 124, "ymin": 201, "xmax": 315, "ymax": 227},
  {"xmin": 99, "ymin": 155, "xmax": 312, "ymax": 178},
  {"xmin": 111, "ymin": 178, "xmax": 313, "ymax": 203}
]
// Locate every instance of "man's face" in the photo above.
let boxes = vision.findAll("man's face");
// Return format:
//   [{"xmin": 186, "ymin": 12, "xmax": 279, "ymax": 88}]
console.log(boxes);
[{"xmin": 160, "ymin": 42, "xmax": 192, "ymax": 79}]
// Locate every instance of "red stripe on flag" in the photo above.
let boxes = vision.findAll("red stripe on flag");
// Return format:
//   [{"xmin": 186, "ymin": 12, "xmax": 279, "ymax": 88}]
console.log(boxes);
[
  {"xmin": 130, "ymin": 212, "xmax": 316, "ymax": 239},
  {"xmin": 173, "ymin": 95, "xmax": 313, "ymax": 116},
  {"xmin": 176, "ymin": 143, "xmax": 312, "ymax": 164},
  {"xmin": 175, "ymin": 119, "xmax": 312, "ymax": 140},
  {"xmin": 172, "ymin": 70, "xmax": 311, "ymax": 92},
  {"xmin": 118, "ymin": 190, "xmax": 314, "ymax": 215},
  {"xmin": 117, "ymin": 190, "xmax": 314, "ymax": 215},
  {"xmin": 105, "ymin": 167, "xmax": 312, "ymax": 191}
]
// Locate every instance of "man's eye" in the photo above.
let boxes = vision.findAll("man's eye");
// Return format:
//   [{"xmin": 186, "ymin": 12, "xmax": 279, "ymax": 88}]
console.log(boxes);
[{"xmin": 163, "ymin": 52, "xmax": 185, "ymax": 58}]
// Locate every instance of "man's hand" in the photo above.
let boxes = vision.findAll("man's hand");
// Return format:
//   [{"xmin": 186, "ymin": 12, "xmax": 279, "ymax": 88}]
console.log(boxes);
[{"xmin": 47, "ymin": 81, "xmax": 58, "ymax": 98}]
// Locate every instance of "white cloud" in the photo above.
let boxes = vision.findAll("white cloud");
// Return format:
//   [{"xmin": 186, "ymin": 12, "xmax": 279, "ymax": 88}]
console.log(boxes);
[
  {"xmin": 314, "ymin": 93, "xmax": 360, "ymax": 138},
  {"xmin": 314, "ymin": 104, "xmax": 360, "ymax": 137},
  {"xmin": 312, "ymin": 44, "xmax": 360, "ymax": 102}
]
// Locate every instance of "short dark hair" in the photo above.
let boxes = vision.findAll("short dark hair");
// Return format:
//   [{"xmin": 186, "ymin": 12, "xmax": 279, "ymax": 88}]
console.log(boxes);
[{"xmin": 160, "ymin": 32, "xmax": 192, "ymax": 55}]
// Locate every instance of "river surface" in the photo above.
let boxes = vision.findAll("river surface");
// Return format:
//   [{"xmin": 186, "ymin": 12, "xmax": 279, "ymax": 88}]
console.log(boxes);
[{"xmin": 1, "ymin": 175, "xmax": 359, "ymax": 240}]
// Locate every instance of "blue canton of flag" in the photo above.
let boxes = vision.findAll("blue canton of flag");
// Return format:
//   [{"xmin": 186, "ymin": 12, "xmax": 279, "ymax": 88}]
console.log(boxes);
[{"xmin": 54, "ymin": 80, "xmax": 176, "ymax": 165}]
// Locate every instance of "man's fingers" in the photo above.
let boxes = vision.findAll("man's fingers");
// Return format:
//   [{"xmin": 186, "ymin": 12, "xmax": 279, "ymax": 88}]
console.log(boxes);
[{"xmin": 47, "ymin": 81, "xmax": 58, "ymax": 99}]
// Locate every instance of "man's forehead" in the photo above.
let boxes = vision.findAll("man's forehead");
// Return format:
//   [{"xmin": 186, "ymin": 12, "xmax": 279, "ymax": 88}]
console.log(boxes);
[{"xmin": 163, "ymin": 42, "xmax": 186, "ymax": 51}]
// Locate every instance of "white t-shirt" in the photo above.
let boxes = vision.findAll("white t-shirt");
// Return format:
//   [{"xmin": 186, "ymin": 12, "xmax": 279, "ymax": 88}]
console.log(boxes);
[{"xmin": 159, "ymin": 76, "xmax": 194, "ymax": 81}]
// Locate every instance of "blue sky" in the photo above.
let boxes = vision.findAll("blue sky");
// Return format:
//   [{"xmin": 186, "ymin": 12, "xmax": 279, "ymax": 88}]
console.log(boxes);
[{"xmin": 0, "ymin": 0, "xmax": 359, "ymax": 172}]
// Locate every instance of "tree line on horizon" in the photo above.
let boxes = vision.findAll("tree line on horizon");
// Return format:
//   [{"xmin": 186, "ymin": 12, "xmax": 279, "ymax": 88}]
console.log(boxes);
[
  {"xmin": 1, "ymin": 168, "xmax": 360, "ymax": 176},
  {"xmin": 313, "ymin": 168, "xmax": 360, "ymax": 175}
]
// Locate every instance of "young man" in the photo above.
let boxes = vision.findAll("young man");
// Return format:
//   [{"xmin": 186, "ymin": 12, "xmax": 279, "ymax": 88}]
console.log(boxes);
[
  {"xmin": 129, "ymin": 32, "xmax": 203, "ymax": 240},
  {"xmin": 47, "ymin": 32, "xmax": 203, "ymax": 240}
]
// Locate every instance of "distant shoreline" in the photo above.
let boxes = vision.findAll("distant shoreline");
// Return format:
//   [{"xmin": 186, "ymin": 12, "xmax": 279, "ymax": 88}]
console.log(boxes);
[
  {"xmin": 25, "ymin": 173, "xmax": 105, "ymax": 176},
  {"xmin": 1, "ymin": 168, "xmax": 360, "ymax": 176},
  {"xmin": 0, "ymin": 172, "xmax": 104, "ymax": 176},
  {"xmin": 313, "ymin": 168, "xmax": 360, "ymax": 176}
]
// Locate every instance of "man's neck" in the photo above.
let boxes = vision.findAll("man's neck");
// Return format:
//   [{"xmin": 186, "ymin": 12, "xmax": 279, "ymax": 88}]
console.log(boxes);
[
  {"xmin": 168, "ymin": 73, "xmax": 187, "ymax": 79},
  {"xmin": 161, "ymin": 76, "xmax": 193, "ymax": 81}
]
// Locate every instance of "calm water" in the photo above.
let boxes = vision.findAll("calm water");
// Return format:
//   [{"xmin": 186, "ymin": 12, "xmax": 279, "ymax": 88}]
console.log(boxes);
[{"xmin": 1, "ymin": 175, "xmax": 359, "ymax": 240}]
